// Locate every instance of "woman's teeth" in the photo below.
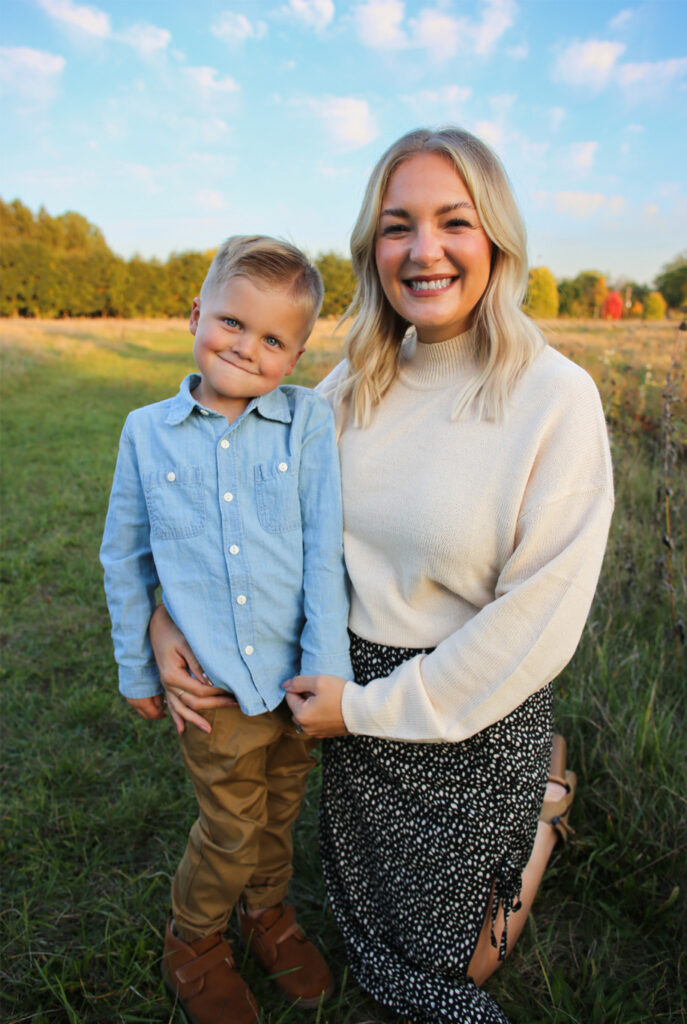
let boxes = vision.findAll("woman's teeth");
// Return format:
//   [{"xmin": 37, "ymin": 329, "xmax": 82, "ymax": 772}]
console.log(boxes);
[{"xmin": 408, "ymin": 278, "xmax": 453, "ymax": 292}]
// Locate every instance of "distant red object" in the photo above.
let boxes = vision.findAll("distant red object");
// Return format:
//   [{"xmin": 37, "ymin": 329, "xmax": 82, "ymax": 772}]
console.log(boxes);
[{"xmin": 602, "ymin": 291, "xmax": 624, "ymax": 320}]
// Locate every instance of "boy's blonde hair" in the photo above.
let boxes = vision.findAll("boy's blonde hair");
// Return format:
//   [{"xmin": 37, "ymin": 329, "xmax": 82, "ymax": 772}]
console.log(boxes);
[
  {"xmin": 332, "ymin": 126, "xmax": 544, "ymax": 425},
  {"xmin": 201, "ymin": 235, "xmax": 324, "ymax": 337}
]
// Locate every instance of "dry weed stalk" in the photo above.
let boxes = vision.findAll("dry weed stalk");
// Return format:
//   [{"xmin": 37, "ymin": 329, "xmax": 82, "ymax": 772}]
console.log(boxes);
[{"xmin": 660, "ymin": 313, "xmax": 686, "ymax": 664}]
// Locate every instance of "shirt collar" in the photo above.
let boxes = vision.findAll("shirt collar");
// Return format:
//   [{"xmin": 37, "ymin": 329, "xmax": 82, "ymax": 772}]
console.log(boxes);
[{"xmin": 165, "ymin": 374, "xmax": 292, "ymax": 426}]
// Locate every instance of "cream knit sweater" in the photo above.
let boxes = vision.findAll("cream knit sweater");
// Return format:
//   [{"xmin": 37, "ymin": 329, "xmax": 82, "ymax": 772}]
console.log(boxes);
[{"xmin": 318, "ymin": 328, "xmax": 614, "ymax": 742}]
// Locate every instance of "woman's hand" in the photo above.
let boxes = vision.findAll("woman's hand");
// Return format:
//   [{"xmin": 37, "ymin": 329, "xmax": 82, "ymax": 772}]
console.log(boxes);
[
  {"xmin": 282, "ymin": 674, "xmax": 349, "ymax": 738},
  {"xmin": 149, "ymin": 604, "xmax": 237, "ymax": 735}
]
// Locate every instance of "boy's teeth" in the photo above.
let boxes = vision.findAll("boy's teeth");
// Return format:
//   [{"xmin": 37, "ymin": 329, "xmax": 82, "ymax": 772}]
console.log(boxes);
[{"xmin": 409, "ymin": 278, "xmax": 453, "ymax": 291}]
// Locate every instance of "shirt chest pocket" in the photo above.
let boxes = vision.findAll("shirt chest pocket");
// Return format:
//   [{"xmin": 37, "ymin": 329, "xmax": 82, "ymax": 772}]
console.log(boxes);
[
  {"xmin": 144, "ymin": 465, "xmax": 205, "ymax": 540},
  {"xmin": 255, "ymin": 460, "xmax": 301, "ymax": 533}
]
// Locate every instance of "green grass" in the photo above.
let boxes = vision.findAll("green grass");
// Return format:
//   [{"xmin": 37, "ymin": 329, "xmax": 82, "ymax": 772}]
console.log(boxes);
[{"xmin": 1, "ymin": 319, "xmax": 685, "ymax": 1024}]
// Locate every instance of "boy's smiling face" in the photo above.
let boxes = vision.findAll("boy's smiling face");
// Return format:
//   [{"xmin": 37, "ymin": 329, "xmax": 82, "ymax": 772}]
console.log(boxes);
[{"xmin": 189, "ymin": 274, "xmax": 309, "ymax": 419}]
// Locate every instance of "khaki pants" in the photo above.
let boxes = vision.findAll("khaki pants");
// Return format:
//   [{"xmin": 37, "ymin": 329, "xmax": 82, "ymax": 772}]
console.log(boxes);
[{"xmin": 171, "ymin": 702, "xmax": 318, "ymax": 941}]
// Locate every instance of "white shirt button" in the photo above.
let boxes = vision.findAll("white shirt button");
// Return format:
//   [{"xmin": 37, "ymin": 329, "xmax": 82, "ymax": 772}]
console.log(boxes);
[
  {"xmin": 236, "ymin": 594, "xmax": 247, "ymax": 605},
  {"xmin": 278, "ymin": 462, "xmax": 288, "ymax": 472},
  {"xmin": 166, "ymin": 471, "xmax": 176, "ymax": 482},
  {"xmin": 220, "ymin": 439, "xmax": 230, "ymax": 449},
  {"xmin": 244, "ymin": 645, "xmax": 254, "ymax": 656},
  {"xmin": 223, "ymin": 492, "xmax": 233, "ymax": 502},
  {"xmin": 229, "ymin": 544, "xmax": 239, "ymax": 555},
  {"xmin": 200, "ymin": 409, "xmax": 209, "ymax": 416}
]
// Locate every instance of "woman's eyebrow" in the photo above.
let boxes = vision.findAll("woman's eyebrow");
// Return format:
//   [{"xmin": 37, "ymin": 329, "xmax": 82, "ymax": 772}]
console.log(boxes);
[{"xmin": 379, "ymin": 200, "xmax": 475, "ymax": 218}]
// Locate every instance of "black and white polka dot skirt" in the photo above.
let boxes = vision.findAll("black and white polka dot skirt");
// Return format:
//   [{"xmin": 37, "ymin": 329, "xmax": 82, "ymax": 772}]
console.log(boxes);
[{"xmin": 320, "ymin": 633, "xmax": 553, "ymax": 1024}]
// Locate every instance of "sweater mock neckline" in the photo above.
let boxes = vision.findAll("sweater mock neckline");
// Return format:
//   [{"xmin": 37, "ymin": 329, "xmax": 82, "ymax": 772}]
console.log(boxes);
[{"xmin": 399, "ymin": 327, "xmax": 477, "ymax": 390}]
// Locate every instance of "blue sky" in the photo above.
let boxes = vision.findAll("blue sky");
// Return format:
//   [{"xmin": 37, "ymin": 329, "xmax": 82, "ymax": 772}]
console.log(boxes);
[{"xmin": 1, "ymin": 0, "xmax": 685, "ymax": 283}]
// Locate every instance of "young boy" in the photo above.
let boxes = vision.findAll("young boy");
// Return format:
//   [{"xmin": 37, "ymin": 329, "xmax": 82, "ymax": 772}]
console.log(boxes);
[{"xmin": 100, "ymin": 236, "xmax": 352, "ymax": 1024}]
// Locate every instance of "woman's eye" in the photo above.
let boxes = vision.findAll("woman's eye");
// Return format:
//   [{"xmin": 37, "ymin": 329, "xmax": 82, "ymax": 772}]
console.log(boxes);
[
  {"xmin": 446, "ymin": 218, "xmax": 471, "ymax": 229},
  {"xmin": 381, "ymin": 223, "xmax": 408, "ymax": 236}
]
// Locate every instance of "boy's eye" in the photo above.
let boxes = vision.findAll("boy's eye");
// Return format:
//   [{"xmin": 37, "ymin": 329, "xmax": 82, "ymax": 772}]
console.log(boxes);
[
  {"xmin": 265, "ymin": 337, "xmax": 283, "ymax": 349},
  {"xmin": 222, "ymin": 317, "xmax": 240, "ymax": 328}
]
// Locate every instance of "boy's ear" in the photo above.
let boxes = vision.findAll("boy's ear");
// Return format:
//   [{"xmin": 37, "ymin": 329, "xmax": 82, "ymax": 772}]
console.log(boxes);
[
  {"xmin": 189, "ymin": 297, "xmax": 201, "ymax": 335},
  {"xmin": 284, "ymin": 347, "xmax": 306, "ymax": 376}
]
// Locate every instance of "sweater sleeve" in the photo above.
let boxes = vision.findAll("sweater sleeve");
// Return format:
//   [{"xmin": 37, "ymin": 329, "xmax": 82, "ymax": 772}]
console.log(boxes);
[{"xmin": 341, "ymin": 372, "xmax": 614, "ymax": 743}]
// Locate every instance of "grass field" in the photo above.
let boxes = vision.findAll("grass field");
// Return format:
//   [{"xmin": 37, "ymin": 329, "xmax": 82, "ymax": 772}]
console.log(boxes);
[{"xmin": 1, "ymin": 316, "xmax": 685, "ymax": 1024}]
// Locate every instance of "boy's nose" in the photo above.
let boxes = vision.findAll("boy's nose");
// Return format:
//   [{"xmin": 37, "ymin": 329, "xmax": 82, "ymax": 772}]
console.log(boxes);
[{"xmin": 232, "ymin": 335, "xmax": 256, "ymax": 360}]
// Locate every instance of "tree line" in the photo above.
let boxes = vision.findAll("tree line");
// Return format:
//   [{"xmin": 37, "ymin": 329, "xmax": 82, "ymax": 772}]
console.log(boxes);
[{"xmin": 1, "ymin": 197, "xmax": 685, "ymax": 320}]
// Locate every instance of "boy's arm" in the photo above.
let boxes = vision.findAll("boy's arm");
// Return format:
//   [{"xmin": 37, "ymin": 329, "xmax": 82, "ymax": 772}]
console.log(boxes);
[
  {"xmin": 297, "ymin": 397, "xmax": 353, "ymax": 681},
  {"xmin": 100, "ymin": 419, "xmax": 162, "ymax": 700}
]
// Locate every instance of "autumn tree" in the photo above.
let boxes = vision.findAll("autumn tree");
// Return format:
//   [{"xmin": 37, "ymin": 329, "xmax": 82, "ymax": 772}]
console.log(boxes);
[
  {"xmin": 523, "ymin": 266, "xmax": 559, "ymax": 318},
  {"xmin": 602, "ymin": 291, "xmax": 623, "ymax": 320},
  {"xmin": 315, "ymin": 251, "xmax": 357, "ymax": 318},
  {"xmin": 654, "ymin": 252, "xmax": 687, "ymax": 309},
  {"xmin": 643, "ymin": 291, "xmax": 667, "ymax": 320}
]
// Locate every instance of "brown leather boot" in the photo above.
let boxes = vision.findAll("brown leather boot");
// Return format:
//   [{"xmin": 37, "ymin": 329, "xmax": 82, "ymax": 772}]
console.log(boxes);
[
  {"xmin": 161, "ymin": 918, "xmax": 259, "ymax": 1024},
  {"xmin": 238, "ymin": 902, "xmax": 334, "ymax": 1008}
]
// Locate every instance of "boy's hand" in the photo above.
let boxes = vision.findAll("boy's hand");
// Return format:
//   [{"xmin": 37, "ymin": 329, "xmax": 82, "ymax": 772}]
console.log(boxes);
[
  {"xmin": 127, "ymin": 694, "xmax": 167, "ymax": 720},
  {"xmin": 149, "ymin": 604, "xmax": 238, "ymax": 736},
  {"xmin": 282, "ymin": 675, "xmax": 348, "ymax": 738}
]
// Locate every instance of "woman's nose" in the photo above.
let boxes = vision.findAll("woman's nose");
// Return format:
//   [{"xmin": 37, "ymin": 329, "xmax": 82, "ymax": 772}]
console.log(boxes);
[{"xmin": 409, "ymin": 225, "xmax": 443, "ymax": 266}]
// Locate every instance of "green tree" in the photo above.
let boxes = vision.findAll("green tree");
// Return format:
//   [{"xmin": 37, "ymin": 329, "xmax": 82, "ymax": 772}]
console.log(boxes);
[
  {"xmin": 524, "ymin": 266, "xmax": 559, "ymax": 318},
  {"xmin": 315, "ymin": 251, "xmax": 357, "ymax": 318},
  {"xmin": 643, "ymin": 291, "xmax": 667, "ymax": 320},
  {"xmin": 654, "ymin": 252, "xmax": 687, "ymax": 309},
  {"xmin": 166, "ymin": 250, "xmax": 212, "ymax": 317}
]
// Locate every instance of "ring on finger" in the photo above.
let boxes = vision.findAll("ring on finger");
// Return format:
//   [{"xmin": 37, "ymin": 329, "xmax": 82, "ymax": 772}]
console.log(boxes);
[{"xmin": 175, "ymin": 688, "xmax": 184, "ymax": 698}]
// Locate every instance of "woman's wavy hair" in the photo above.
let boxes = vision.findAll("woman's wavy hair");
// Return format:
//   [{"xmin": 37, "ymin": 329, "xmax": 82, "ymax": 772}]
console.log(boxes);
[{"xmin": 332, "ymin": 126, "xmax": 544, "ymax": 425}]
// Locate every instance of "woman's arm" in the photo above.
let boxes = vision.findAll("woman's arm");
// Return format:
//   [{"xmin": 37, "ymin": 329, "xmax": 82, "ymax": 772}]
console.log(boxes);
[{"xmin": 148, "ymin": 604, "xmax": 237, "ymax": 734}]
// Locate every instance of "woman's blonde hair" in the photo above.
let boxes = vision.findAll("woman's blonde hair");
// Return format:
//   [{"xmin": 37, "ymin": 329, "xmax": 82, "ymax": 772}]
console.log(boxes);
[{"xmin": 333, "ymin": 126, "xmax": 544, "ymax": 425}]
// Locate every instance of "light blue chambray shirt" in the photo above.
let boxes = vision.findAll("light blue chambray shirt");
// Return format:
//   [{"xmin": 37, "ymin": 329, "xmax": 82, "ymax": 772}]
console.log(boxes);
[{"xmin": 100, "ymin": 374, "xmax": 352, "ymax": 715}]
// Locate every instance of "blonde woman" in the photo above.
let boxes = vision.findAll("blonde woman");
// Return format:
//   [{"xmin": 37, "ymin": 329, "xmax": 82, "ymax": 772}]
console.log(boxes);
[{"xmin": 151, "ymin": 127, "xmax": 613, "ymax": 1023}]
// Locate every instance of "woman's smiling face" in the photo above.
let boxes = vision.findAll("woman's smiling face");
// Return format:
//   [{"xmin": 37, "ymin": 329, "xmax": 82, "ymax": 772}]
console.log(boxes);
[{"xmin": 375, "ymin": 152, "xmax": 493, "ymax": 344}]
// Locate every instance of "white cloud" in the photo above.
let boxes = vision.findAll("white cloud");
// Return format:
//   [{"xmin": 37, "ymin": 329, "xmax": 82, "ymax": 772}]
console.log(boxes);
[
  {"xmin": 609, "ymin": 8, "xmax": 633, "ymax": 30},
  {"xmin": 410, "ymin": 9, "xmax": 460, "ymax": 61},
  {"xmin": 475, "ymin": 120, "xmax": 502, "ymax": 148},
  {"xmin": 0, "ymin": 46, "xmax": 65, "ymax": 102},
  {"xmin": 490, "ymin": 93, "xmax": 516, "ymax": 113},
  {"xmin": 184, "ymin": 66, "xmax": 241, "ymax": 94},
  {"xmin": 118, "ymin": 24, "xmax": 171, "ymax": 55},
  {"xmin": 520, "ymin": 139, "xmax": 549, "ymax": 163},
  {"xmin": 555, "ymin": 39, "xmax": 625, "ymax": 90},
  {"xmin": 472, "ymin": 0, "xmax": 516, "ymax": 56},
  {"xmin": 537, "ymin": 191, "xmax": 625, "ymax": 218},
  {"xmin": 644, "ymin": 203, "xmax": 659, "ymax": 218},
  {"xmin": 616, "ymin": 57, "xmax": 687, "ymax": 92},
  {"xmin": 195, "ymin": 189, "xmax": 228, "ymax": 212},
  {"xmin": 625, "ymin": 122, "xmax": 644, "ymax": 133},
  {"xmin": 508, "ymin": 42, "xmax": 529, "ymax": 60},
  {"xmin": 37, "ymin": 0, "xmax": 110, "ymax": 38},
  {"xmin": 212, "ymin": 12, "xmax": 267, "ymax": 44},
  {"xmin": 570, "ymin": 141, "xmax": 598, "ymax": 170},
  {"xmin": 401, "ymin": 84, "xmax": 472, "ymax": 111},
  {"xmin": 549, "ymin": 106, "xmax": 566, "ymax": 131},
  {"xmin": 355, "ymin": 0, "xmax": 514, "ymax": 59},
  {"xmin": 284, "ymin": 0, "xmax": 335, "ymax": 32},
  {"xmin": 304, "ymin": 96, "xmax": 378, "ymax": 151},
  {"xmin": 354, "ymin": 0, "xmax": 406, "ymax": 49}
]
